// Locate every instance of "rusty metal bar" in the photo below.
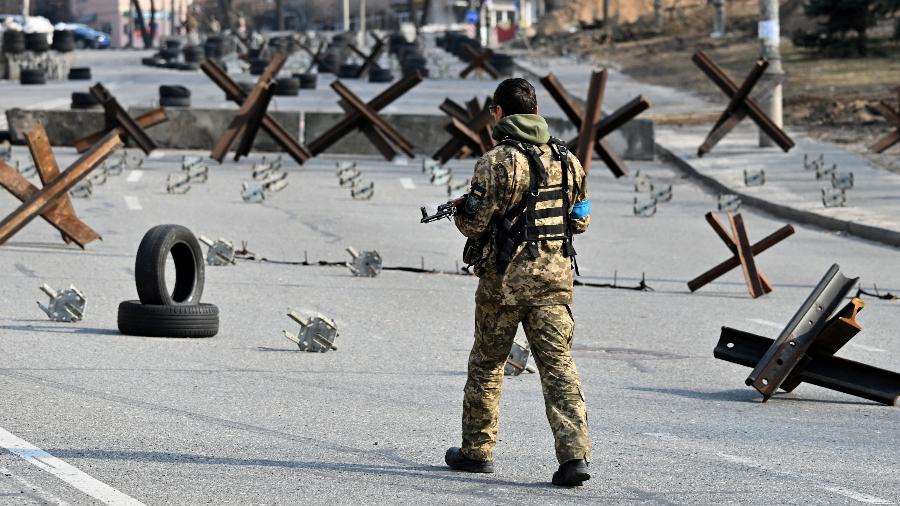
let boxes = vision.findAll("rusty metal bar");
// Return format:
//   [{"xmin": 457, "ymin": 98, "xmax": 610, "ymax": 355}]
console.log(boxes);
[
  {"xmin": 432, "ymin": 103, "xmax": 494, "ymax": 164},
  {"xmin": 692, "ymin": 51, "xmax": 794, "ymax": 153},
  {"xmin": 729, "ymin": 213, "xmax": 765, "ymax": 298},
  {"xmin": 575, "ymin": 70, "xmax": 606, "ymax": 173},
  {"xmin": 868, "ymin": 100, "xmax": 900, "ymax": 153},
  {"xmin": 307, "ymin": 72, "xmax": 423, "ymax": 156},
  {"xmin": 715, "ymin": 325, "xmax": 900, "ymax": 405},
  {"xmin": 349, "ymin": 37, "xmax": 385, "ymax": 78},
  {"xmin": 211, "ymin": 53, "xmax": 286, "ymax": 162},
  {"xmin": 746, "ymin": 264, "xmax": 857, "ymax": 400},
  {"xmin": 0, "ymin": 161, "xmax": 100, "ymax": 247},
  {"xmin": 27, "ymin": 124, "xmax": 75, "ymax": 244},
  {"xmin": 74, "ymin": 109, "xmax": 166, "ymax": 153},
  {"xmin": 539, "ymin": 73, "xmax": 585, "ymax": 127},
  {"xmin": 698, "ymin": 77, "xmax": 780, "ymax": 157},
  {"xmin": 201, "ymin": 59, "xmax": 311, "ymax": 164},
  {"xmin": 687, "ymin": 222, "xmax": 794, "ymax": 293},
  {"xmin": 440, "ymin": 99, "xmax": 471, "ymax": 123},
  {"xmin": 338, "ymin": 100, "xmax": 397, "ymax": 160},
  {"xmin": 88, "ymin": 83, "xmax": 159, "ymax": 154},
  {"xmin": 0, "ymin": 131, "xmax": 120, "ymax": 247},
  {"xmin": 459, "ymin": 45, "xmax": 499, "ymax": 79},
  {"xmin": 330, "ymin": 80, "xmax": 414, "ymax": 157},
  {"xmin": 704, "ymin": 212, "xmax": 773, "ymax": 293}
]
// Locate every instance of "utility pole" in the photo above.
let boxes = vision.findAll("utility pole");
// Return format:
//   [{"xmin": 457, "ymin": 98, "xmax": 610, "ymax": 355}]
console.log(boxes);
[
  {"xmin": 603, "ymin": 0, "xmax": 610, "ymax": 38},
  {"xmin": 22, "ymin": 0, "xmax": 28, "ymax": 16},
  {"xmin": 276, "ymin": 0, "xmax": 284, "ymax": 30},
  {"xmin": 758, "ymin": 0, "xmax": 783, "ymax": 147},
  {"xmin": 359, "ymin": 0, "xmax": 366, "ymax": 49},
  {"xmin": 343, "ymin": 0, "xmax": 350, "ymax": 32}
]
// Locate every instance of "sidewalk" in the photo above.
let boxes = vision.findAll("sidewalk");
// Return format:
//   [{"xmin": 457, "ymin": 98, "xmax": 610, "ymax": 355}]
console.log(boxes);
[{"xmin": 516, "ymin": 54, "xmax": 900, "ymax": 248}]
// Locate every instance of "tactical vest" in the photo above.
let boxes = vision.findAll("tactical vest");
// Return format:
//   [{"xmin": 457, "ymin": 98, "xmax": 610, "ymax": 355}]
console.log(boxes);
[{"xmin": 493, "ymin": 136, "xmax": 578, "ymax": 274}]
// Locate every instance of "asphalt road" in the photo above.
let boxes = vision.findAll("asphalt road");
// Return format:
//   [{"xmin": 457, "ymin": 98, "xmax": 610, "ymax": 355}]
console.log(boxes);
[{"xmin": 0, "ymin": 146, "xmax": 898, "ymax": 505}]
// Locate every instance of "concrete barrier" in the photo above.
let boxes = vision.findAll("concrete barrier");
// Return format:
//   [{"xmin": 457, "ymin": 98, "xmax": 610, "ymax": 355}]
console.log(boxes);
[
  {"xmin": 7, "ymin": 107, "xmax": 300, "ymax": 152},
  {"xmin": 7, "ymin": 106, "xmax": 653, "ymax": 160}
]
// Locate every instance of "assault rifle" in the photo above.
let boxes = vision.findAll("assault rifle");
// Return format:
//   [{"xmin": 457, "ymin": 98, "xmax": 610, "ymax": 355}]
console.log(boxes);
[{"xmin": 420, "ymin": 195, "xmax": 467, "ymax": 223}]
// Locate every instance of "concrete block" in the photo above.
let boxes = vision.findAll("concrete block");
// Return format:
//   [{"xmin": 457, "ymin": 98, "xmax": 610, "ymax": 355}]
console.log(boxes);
[
  {"xmin": 6, "ymin": 107, "xmax": 301, "ymax": 152},
  {"xmin": 129, "ymin": 107, "xmax": 301, "ymax": 151}
]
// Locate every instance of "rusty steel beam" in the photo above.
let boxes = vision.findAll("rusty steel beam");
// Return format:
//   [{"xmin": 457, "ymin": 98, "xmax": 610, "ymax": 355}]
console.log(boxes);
[
  {"xmin": 201, "ymin": 60, "xmax": 311, "ymax": 164},
  {"xmin": 704, "ymin": 213, "xmax": 773, "ymax": 293},
  {"xmin": 459, "ymin": 45, "xmax": 499, "ymax": 79},
  {"xmin": 692, "ymin": 51, "xmax": 794, "ymax": 155},
  {"xmin": 716, "ymin": 325, "xmax": 900, "ymax": 406},
  {"xmin": 440, "ymin": 99, "xmax": 471, "ymax": 123},
  {"xmin": 729, "ymin": 213, "xmax": 764, "ymax": 298},
  {"xmin": 74, "ymin": 109, "xmax": 166, "ymax": 154},
  {"xmin": 575, "ymin": 70, "xmax": 606, "ymax": 173},
  {"xmin": 698, "ymin": 76, "xmax": 781, "ymax": 157},
  {"xmin": 688, "ymin": 216, "xmax": 794, "ymax": 294},
  {"xmin": 211, "ymin": 53, "xmax": 286, "ymax": 162},
  {"xmin": 307, "ymin": 72, "xmax": 423, "ymax": 156},
  {"xmin": 348, "ymin": 37, "xmax": 385, "ymax": 78},
  {"xmin": 338, "ymin": 100, "xmax": 397, "ymax": 160},
  {"xmin": 87, "ymin": 83, "xmax": 160, "ymax": 154},
  {"xmin": 539, "ymin": 73, "xmax": 584, "ymax": 127},
  {"xmin": 0, "ymin": 130, "xmax": 120, "ymax": 247},
  {"xmin": 27, "ymin": 125, "xmax": 76, "ymax": 244},
  {"xmin": 433, "ymin": 100, "xmax": 494, "ymax": 164},
  {"xmin": 868, "ymin": 95, "xmax": 900, "ymax": 153},
  {"xmin": 330, "ymin": 80, "xmax": 415, "ymax": 157}
]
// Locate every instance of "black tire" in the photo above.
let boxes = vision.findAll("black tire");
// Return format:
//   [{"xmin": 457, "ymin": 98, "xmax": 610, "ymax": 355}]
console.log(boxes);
[
  {"xmin": 68, "ymin": 67, "xmax": 91, "ymax": 80},
  {"xmin": 294, "ymin": 72, "xmax": 317, "ymax": 89},
  {"xmin": 3, "ymin": 30, "xmax": 25, "ymax": 54},
  {"xmin": 160, "ymin": 96, "xmax": 190, "ymax": 107},
  {"xmin": 20, "ymin": 69, "xmax": 46, "ymax": 85},
  {"xmin": 337, "ymin": 63, "xmax": 360, "ymax": 79},
  {"xmin": 140, "ymin": 56, "xmax": 158, "ymax": 66},
  {"xmin": 176, "ymin": 62, "xmax": 199, "ymax": 71},
  {"xmin": 134, "ymin": 224, "xmax": 205, "ymax": 306},
  {"xmin": 160, "ymin": 84, "xmax": 191, "ymax": 98},
  {"xmin": 71, "ymin": 91, "xmax": 100, "ymax": 109},
  {"xmin": 249, "ymin": 59, "xmax": 269, "ymax": 75},
  {"xmin": 52, "ymin": 30, "xmax": 75, "ymax": 52},
  {"xmin": 271, "ymin": 77, "xmax": 299, "ymax": 96},
  {"xmin": 368, "ymin": 66, "xmax": 392, "ymax": 83},
  {"xmin": 160, "ymin": 47, "xmax": 180, "ymax": 61},
  {"xmin": 25, "ymin": 32, "xmax": 49, "ymax": 52},
  {"xmin": 118, "ymin": 301, "xmax": 219, "ymax": 338},
  {"xmin": 183, "ymin": 45, "xmax": 203, "ymax": 63}
]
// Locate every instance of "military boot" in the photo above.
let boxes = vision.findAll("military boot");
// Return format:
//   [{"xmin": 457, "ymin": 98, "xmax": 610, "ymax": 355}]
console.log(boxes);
[
  {"xmin": 552, "ymin": 459, "xmax": 590, "ymax": 486},
  {"xmin": 444, "ymin": 447, "xmax": 494, "ymax": 473}
]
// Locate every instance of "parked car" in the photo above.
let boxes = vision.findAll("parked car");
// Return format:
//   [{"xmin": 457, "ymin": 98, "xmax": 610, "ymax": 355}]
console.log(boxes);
[{"xmin": 55, "ymin": 22, "xmax": 110, "ymax": 49}]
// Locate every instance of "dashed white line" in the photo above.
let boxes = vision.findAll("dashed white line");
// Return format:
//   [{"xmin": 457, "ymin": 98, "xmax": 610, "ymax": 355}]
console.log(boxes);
[
  {"xmin": 821, "ymin": 486, "xmax": 894, "ymax": 505},
  {"xmin": 125, "ymin": 170, "xmax": 144, "ymax": 183},
  {"xmin": 746, "ymin": 318, "xmax": 783, "ymax": 329},
  {"xmin": 848, "ymin": 342, "xmax": 887, "ymax": 353},
  {"xmin": 0, "ymin": 426, "xmax": 144, "ymax": 505},
  {"xmin": 399, "ymin": 177, "xmax": 416, "ymax": 190},
  {"xmin": 123, "ymin": 196, "xmax": 142, "ymax": 211},
  {"xmin": 147, "ymin": 151, "xmax": 166, "ymax": 159}
]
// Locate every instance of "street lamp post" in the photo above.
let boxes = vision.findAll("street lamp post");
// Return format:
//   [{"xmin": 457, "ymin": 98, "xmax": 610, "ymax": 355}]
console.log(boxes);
[{"xmin": 758, "ymin": 0, "xmax": 783, "ymax": 148}]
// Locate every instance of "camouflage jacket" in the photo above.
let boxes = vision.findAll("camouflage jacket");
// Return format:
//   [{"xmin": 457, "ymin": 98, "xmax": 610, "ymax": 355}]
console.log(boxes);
[{"xmin": 454, "ymin": 114, "xmax": 589, "ymax": 306}]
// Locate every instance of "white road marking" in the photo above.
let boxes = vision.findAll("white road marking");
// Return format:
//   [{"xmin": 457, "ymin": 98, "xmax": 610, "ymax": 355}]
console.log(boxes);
[
  {"xmin": 746, "ymin": 318, "xmax": 783, "ymax": 329},
  {"xmin": 123, "ymin": 196, "xmax": 142, "ymax": 210},
  {"xmin": 399, "ymin": 177, "xmax": 416, "ymax": 190},
  {"xmin": 0, "ymin": 465, "xmax": 69, "ymax": 505},
  {"xmin": 848, "ymin": 342, "xmax": 887, "ymax": 353},
  {"xmin": 125, "ymin": 170, "xmax": 144, "ymax": 183},
  {"xmin": 147, "ymin": 151, "xmax": 166, "ymax": 159},
  {"xmin": 821, "ymin": 486, "xmax": 894, "ymax": 505},
  {"xmin": 0, "ymin": 426, "xmax": 144, "ymax": 505}
]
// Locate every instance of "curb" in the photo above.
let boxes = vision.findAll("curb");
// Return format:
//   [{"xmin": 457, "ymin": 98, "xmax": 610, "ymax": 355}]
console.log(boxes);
[{"xmin": 655, "ymin": 143, "xmax": 900, "ymax": 249}]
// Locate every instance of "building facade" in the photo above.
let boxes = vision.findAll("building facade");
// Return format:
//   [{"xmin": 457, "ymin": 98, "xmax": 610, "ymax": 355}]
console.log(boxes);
[{"xmin": 70, "ymin": 0, "xmax": 189, "ymax": 48}]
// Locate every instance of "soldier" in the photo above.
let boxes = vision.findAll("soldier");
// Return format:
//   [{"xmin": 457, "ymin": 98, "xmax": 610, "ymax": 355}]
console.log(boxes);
[{"xmin": 444, "ymin": 78, "xmax": 592, "ymax": 486}]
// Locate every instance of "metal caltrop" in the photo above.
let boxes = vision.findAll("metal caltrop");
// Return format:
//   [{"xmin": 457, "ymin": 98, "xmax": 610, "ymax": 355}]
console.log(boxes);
[
  {"xmin": 283, "ymin": 311, "xmax": 338, "ymax": 352},
  {"xmin": 37, "ymin": 283, "xmax": 86, "ymax": 322},
  {"xmin": 199, "ymin": 235, "xmax": 236, "ymax": 266},
  {"xmin": 346, "ymin": 247, "xmax": 382, "ymax": 277},
  {"xmin": 504, "ymin": 340, "xmax": 537, "ymax": 376},
  {"xmin": 715, "ymin": 264, "xmax": 900, "ymax": 406}
]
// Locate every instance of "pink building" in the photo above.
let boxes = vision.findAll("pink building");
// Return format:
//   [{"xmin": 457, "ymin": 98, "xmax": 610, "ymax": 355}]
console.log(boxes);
[{"xmin": 70, "ymin": 0, "xmax": 189, "ymax": 48}]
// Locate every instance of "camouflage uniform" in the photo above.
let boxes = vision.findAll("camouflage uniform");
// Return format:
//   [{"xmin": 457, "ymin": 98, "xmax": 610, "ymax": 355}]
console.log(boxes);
[{"xmin": 454, "ymin": 113, "xmax": 592, "ymax": 464}]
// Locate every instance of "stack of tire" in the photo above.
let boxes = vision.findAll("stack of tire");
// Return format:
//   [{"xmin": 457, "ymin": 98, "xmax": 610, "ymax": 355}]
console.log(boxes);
[
  {"xmin": 3, "ymin": 30, "xmax": 25, "ymax": 54},
  {"xmin": 182, "ymin": 45, "xmax": 204, "ymax": 66},
  {"xmin": 118, "ymin": 225, "xmax": 219, "ymax": 338},
  {"xmin": 51, "ymin": 30, "xmax": 75, "ymax": 52},
  {"xmin": 24, "ymin": 32, "xmax": 49, "ymax": 52},
  {"xmin": 203, "ymin": 35, "xmax": 226, "ymax": 60},
  {"xmin": 294, "ymin": 72, "xmax": 317, "ymax": 90},
  {"xmin": 159, "ymin": 85, "xmax": 190, "ymax": 107},
  {"xmin": 444, "ymin": 32, "xmax": 482, "ymax": 62},
  {"xmin": 395, "ymin": 41, "xmax": 428, "ymax": 78},
  {"xmin": 337, "ymin": 63, "xmax": 360, "ymax": 79},
  {"xmin": 71, "ymin": 91, "xmax": 100, "ymax": 110},
  {"xmin": 271, "ymin": 77, "xmax": 299, "ymax": 96},
  {"xmin": 159, "ymin": 39, "xmax": 181, "ymax": 62}
]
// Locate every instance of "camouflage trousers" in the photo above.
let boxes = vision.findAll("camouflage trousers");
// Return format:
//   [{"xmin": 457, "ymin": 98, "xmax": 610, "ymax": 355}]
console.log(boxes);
[{"xmin": 461, "ymin": 302, "xmax": 592, "ymax": 464}]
